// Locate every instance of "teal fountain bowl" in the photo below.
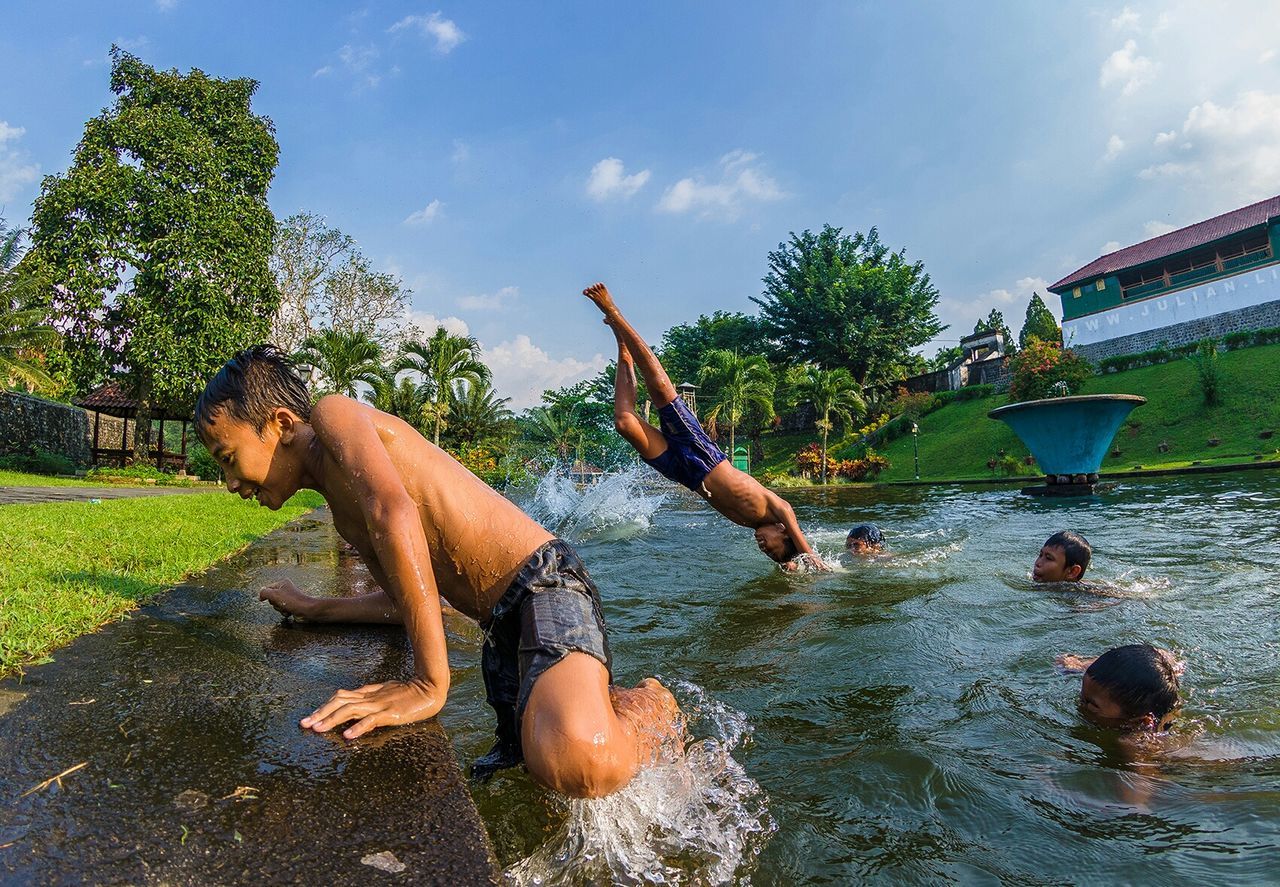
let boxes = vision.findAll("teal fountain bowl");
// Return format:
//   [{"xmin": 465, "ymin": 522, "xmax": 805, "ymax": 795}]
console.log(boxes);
[{"xmin": 988, "ymin": 394, "xmax": 1146, "ymax": 477}]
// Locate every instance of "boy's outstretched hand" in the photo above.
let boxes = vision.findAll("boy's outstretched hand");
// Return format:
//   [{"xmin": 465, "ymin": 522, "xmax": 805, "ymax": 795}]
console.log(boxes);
[{"xmin": 301, "ymin": 679, "xmax": 445, "ymax": 740}]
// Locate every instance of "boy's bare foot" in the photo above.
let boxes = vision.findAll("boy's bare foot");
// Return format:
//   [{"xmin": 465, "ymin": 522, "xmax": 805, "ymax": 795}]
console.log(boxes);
[
  {"xmin": 611, "ymin": 677, "xmax": 685, "ymax": 764},
  {"xmin": 583, "ymin": 282, "xmax": 620, "ymax": 319}
]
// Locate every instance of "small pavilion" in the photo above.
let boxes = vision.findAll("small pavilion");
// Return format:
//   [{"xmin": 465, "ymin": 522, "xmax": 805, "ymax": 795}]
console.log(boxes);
[
  {"xmin": 676, "ymin": 381, "xmax": 701, "ymax": 415},
  {"xmin": 75, "ymin": 381, "xmax": 191, "ymax": 470}
]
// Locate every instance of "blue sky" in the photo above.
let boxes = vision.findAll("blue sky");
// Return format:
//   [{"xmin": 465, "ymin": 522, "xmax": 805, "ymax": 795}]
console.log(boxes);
[{"xmin": 3, "ymin": 1, "xmax": 1278, "ymax": 406}]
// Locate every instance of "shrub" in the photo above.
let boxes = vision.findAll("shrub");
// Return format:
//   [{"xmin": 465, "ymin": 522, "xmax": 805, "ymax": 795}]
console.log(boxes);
[
  {"xmin": 1007, "ymin": 339, "xmax": 1093, "ymax": 401},
  {"xmin": 889, "ymin": 389, "xmax": 936, "ymax": 421},
  {"xmin": 454, "ymin": 444, "xmax": 505, "ymax": 487},
  {"xmin": 0, "ymin": 446, "xmax": 78, "ymax": 476},
  {"xmin": 796, "ymin": 442, "xmax": 838, "ymax": 479},
  {"xmin": 1186, "ymin": 338, "xmax": 1222, "ymax": 406},
  {"xmin": 999, "ymin": 454, "xmax": 1024, "ymax": 476},
  {"xmin": 186, "ymin": 440, "xmax": 222, "ymax": 481},
  {"xmin": 953, "ymin": 384, "xmax": 996, "ymax": 402}
]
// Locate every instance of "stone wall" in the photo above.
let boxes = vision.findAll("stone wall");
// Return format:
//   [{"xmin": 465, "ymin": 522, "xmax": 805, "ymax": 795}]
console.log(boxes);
[
  {"xmin": 0, "ymin": 391, "xmax": 91, "ymax": 465},
  {"xmin": 1075, "ymin": 298, "xmax": 1280, "ymax": 364}
]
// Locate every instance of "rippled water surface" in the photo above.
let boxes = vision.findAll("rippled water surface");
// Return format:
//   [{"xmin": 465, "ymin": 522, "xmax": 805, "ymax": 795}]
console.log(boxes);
[{"xmin": 436, "ymin": 472, "xmax": 1280, "ymax": 884}]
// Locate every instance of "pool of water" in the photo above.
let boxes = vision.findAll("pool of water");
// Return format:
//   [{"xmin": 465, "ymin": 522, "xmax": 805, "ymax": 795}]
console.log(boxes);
[{"xmin": 436, "ymin": 470, "xmax": 1280, "ymax": 884}]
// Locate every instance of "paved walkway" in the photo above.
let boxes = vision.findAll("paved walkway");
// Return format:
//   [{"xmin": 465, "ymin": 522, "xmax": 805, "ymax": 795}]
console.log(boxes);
[
  {"xmin": 0, "ymin": 512, "xmax": 499, "ymax": 885},
  {"xmin": 0, "ymin": 485, "xmax": 212, "ymax": 505}
]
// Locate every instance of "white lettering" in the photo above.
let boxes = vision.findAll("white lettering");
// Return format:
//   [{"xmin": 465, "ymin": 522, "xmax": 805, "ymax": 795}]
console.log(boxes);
[
  {"xmin": 1086, "ymin": 318, "xmax": 1101, "ymax": 331},
  {"xmin": 1256, "ymin": 272, "xmax": 1267, "ymax": 284},
  {"xmin": 1223, "ymin": 280, "xmax": 1236, "ymax": 293},
  {"xmin": 1157, "ymin": 299, "xmax": 1169, "ymax": 311},
  {"xmin": 1206, "ymin": 286, "xmax": 1217, "ymax": 298},
  {"xmin": 1141, "ymin": 304, "xmax": 1149, "ymax": 317},
  {"xmin": 1176, "ymin": 295, "xmax": 1187, "ymax": 306}
]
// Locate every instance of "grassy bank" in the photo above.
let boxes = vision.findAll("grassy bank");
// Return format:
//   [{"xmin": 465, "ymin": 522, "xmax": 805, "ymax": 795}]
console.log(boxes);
[
  {"xmin": 0, "ymin": 490, "xmax": 323, "ymax": 676},
  {"xmin": 0, "ymin": 470, "xmax": 104, "ymax": 487},
  {"xmin": 757, "ymin": 343, "xmax": 1280, "ymax": 483}
]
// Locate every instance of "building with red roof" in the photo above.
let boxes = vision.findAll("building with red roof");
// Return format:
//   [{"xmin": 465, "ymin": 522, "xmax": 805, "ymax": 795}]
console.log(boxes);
[{"xmin": 1049, "ymin": 194, "xmax": 1280, "ymax": 362}]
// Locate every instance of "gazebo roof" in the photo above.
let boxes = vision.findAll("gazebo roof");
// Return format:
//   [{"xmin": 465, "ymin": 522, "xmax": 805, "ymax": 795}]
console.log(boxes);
[
  {"xmin": 75, "ymin": 382, "xmax": 190, "ymax": 421},
  {"xmin": 569, "ymin": 459, "xmax": 604, "ymax": 476}
]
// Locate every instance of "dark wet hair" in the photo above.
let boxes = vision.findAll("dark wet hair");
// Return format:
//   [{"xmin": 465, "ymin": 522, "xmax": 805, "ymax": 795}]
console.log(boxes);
[
  {"xmin": 779, "ymin": 533, "xmax": 799, "ymax": 563},
  {"xmin": 847, "ymin": 524, "xmax": 885, "ymax": 547},
  {"xmin": 1044, "ymin": 530, "xmax": 1091, "ymax": 577},
  {"xmin": 194, "ymin": 345, "xmax": 311, "ymax": 437},
  {"xmin": 1086, "ymin": 644, "xmax": 1180, "ymax": 720}
]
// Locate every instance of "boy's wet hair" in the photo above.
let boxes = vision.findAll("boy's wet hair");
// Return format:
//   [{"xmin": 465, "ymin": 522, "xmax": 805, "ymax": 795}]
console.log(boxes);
[
  {"xmin": 1085, "ymin": 644, "xmax": 1180, "ymax": 720},
  {"xmin": 778, "ymin": 532, "xmax": 799, "ymax": 563},
  {"xmin": 847, "ymin": 524, "xmax": 885, "ymax": 547},
  {"xmin": 195, "ymin": 345, "xmax": 311, "ymax": 436},
  {"xmin": 1045, "ymin": 530, "xmax": 1091, "ymax": 577}
]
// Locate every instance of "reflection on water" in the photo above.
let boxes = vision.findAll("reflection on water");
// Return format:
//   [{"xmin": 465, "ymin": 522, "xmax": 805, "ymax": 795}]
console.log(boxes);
[{"xmin": 437, "ymin": 472, "xmax": 1280, "ymax": 884}]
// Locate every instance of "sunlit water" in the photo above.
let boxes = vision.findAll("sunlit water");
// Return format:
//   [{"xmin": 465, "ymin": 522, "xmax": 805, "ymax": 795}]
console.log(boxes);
[{"xmin": 434, "ymin": 471, "xmax": 1280, "ymax": 884}]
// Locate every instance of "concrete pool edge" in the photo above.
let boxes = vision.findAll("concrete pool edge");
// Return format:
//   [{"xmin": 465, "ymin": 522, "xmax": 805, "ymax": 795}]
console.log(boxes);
[{"xmin": 0, "ymin": 509, "xmax": 501, "ymax": 885}]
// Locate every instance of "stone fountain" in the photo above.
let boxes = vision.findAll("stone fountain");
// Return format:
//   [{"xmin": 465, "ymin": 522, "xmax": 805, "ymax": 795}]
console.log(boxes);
[{"xmin": 988, "ymin": 393, "xmax": 1146, "ymax": 495}]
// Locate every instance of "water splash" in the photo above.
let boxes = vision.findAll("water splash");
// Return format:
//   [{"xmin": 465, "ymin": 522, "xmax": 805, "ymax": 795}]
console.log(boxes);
[
  {"xmin": 506, "ymin": 681, "xmax": 775, "ymax": 886},
  {"xmin": 517, "ymin": 463, "xmax": 669, "ymax": 542}
]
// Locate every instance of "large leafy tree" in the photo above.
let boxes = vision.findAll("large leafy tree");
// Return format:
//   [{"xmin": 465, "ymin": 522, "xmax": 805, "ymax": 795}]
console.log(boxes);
[
  {"xmin": 752, "ymin": 225, "xmax": 944, "ymax": 385},
  {"xmin": 659, "ymin": 311, "xmax": 772, "ymax": 393},
  {"xmin": 398, "ymin": 327, "xmax": 490, "ymax": 447},
  {"xmin": 1019, "ymin": 292, "xmax": 1061, "ymax": 348},
  {"xmin": 29, "ymin": 49, "xmax": 279, "ymax": 456},
  {"xmin": 795, "ymin": 366, "xmax": 866, "ymax": 484},
  {"xmin": 698, "ymin": 349, "xmax": 775, "ymax": 456},
  {"xmin": 296, "ymin": 328, "xmax": 382, "ymax": 397}
]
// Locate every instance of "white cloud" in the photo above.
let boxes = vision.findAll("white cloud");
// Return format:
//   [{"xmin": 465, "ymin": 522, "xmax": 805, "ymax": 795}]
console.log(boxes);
[
  {"xmin": 315, "ymin": 44, "xmax": 382, "ymax": 89},
  {"xmin": 406, "ymin": 310, "xmax": 469, "ymax": 338},
  {"xmin": 0, "ymin": 122, "xmax": 39, "ymax": 204},
  {"xmin": 1139, "ymin": 90, "xmax": 1280, "ymax": 203},
  {"xmin": 1103, "ymin": 134, "xmax": 1125, "ymax": 161},
  {"xmin": 1100, "ymin": 39, "xmax": 1155, "ymax": 95},
  {"xmin": 657, "ymin": 150, "xmax": 786, "ymax": 219},
  {"xmin": 1111, "ymin": 7, "xmax": 1140, "ymax": 30},
  {"xmin": 1101, "ymin": 240, "xmax": 1122, "ymax": 253},
  {"xmin": 486, "ymin": 334, "xmax": 606, "ymax": 410},
  {"xmin": 404, "ymin": 199, "xmax": 443, "ymax": 225},
  {"xmin": 1153, "ymin": 129, "xmax": 1178, "ymax": 146},
  {"xmin": 1262, "ymin": 49, "xmax": 1277, "ymax": 64},
  {"xmin": 586, "ymin": 157, "xmax": 651, "ymax": 202},
  {"xmin": 1144, "ymin": 220, "xmax": 1177, "ymax": 237},
  {"xmin": 457, "ymin": 285, "xmax": 518, "ymax": 311},
  {"xmin": 389, "ymin": 12, "xmax": 466, "ymax": 54},
  {"xmin": 155, "ymin": 0, "xmax": 177, "ymax": 10}
]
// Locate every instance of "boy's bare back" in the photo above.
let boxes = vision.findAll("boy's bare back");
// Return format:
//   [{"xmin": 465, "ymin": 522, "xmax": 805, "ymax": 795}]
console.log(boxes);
[{"xmin": 310, "ymin": 395, "xmax": 552, "ymax": 620}]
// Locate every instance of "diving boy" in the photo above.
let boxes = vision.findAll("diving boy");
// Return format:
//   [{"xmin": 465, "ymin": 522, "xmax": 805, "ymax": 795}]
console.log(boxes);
[
  {"xmin": 195, "ymin": 346, "xmax": 679, "ymax": 798},
  {"xmin": 1055, "ymin": 644, "xmax": 1181, "ymax": 733},
  {"xmin": 583, "ymin": 282, "xmax": 827, "ymax": 571},
  {"xmin": 1032, "ymin": 530, "xmax": 1091, "ymax": 583}
]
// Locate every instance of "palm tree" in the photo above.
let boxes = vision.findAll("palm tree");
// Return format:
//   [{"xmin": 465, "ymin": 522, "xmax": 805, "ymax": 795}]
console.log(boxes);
[
  {"xmin": 363, "ymin": 363, "xmax": 428, "ymax": 428},
  {"xmin": 295, "ymin": 328, "xmax": 382, "ymax": 397},
  {"xmin": 796, "ymin": 366, "xmax": 866, "ymax": 483},
  {"xmin": 522, "ymin": 404, "xmax": 584, "ymax": 462},
  {"xmin": 0, "ymin": 222, "xmax": 59, "ymax": 393},
  {"xmin": 698, "ymin": 349, "xmax": 775, "ymax": 456},
  {"xmin": 398, "ymin": 327, "xmax": 490, "ymax": 446},
  {"xmin": 448, "ymin": 378, "xmax": 514, "ymax": 445}
]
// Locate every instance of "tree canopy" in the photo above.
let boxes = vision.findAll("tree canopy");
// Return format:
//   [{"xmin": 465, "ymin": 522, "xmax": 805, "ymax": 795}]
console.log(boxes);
[
  {"xmin": 659, "ymin": 311, "xmax": 771, "ymax": 392},
  {"xmin": 1019, "ymin": 292, "xmax": 1061, "ymax": 347},
  {"xmin": 29, "ymin": 49, "xmax": 279, "ymax": 452},
  {"xmin": 752, "ymin": 225, "xmax": 945, "ymax": 385}
]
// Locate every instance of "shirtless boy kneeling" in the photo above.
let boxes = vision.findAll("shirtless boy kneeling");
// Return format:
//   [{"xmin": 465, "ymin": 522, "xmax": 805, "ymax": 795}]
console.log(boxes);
[
  {"xmin": 195, "ymin": 346, "xmax": 679, "ymax": 798},
  {"xmin": 584, "ymin": 282, "xmax": 828, "ymax": 571}
]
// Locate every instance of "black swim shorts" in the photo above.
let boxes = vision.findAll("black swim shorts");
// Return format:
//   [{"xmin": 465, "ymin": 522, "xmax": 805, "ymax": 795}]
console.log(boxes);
[
  {"xmin": 471, "ymin": 538, "xmax": 613, "ymax": 780},
  {"xmin": 643, "ymin": 396, "xmax": 728, "ymax": 492}
]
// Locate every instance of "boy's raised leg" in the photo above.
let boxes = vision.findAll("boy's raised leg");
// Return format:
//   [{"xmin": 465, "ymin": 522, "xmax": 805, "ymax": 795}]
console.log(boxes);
[
  {"xmin": 521, "ymin": 653, "xmax": 681, "ymax": 798},
  {"xmin": 613, "ymin": 340, "xmax": 668, "ymax": 460},
  {"xmin": 584, "ymin": 283, "xmax": 678, "ymax": 408}
]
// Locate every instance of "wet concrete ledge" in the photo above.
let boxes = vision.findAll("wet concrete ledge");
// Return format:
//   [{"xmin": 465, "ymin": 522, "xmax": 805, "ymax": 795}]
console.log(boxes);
[{"xmin": 0, "ymin": 510, "xmax": 500, "ymax": 885}]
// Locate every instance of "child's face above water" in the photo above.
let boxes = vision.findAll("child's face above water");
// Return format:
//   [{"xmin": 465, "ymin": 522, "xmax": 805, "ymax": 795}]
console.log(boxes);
[
  {"xmin": 1033, "ymin": 544, "xmax": 1081, "ymax": 582},
  {"xmin": 200, "ymin": 410, "xmax": 300, "ymax": 510}
]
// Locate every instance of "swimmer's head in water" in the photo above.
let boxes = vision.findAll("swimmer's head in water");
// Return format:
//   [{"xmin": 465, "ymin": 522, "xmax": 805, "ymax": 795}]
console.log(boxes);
[
  {"xmin": 754, "ymin": 523, "xmax": 798, "ymax": 564},
  {"xmin": 1079, "ymin": 644, "xmax": 1180, "ymax": 732},
  {"xmin": 1033, "ymin": 530, "xmax": 1091, "ymax": 582},
  {"xmin": 846, "ymin": 524, "xmax": 885, "ymax": 554}
]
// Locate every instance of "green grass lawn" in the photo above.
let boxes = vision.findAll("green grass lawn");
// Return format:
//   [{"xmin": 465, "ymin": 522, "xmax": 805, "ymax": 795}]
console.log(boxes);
[
  {"xmin": 0, "ymin": 490, "xmax": 323, "ymax": 676},
  {"xmin": 756, "ymin": 343, "xmax": 1280, "ymax": 484},
  {"xmin": 0, "ymin": 470, "xmax": 105, "ymax": 487}
]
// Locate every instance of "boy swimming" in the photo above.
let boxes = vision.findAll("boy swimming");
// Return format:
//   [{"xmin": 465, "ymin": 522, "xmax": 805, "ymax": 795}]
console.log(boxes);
[
  {"xmin": 583, "ymin": 282, "xmax": 827, "ymax": 571},
  {"xmin": 1032, "ymin": 530, "xmax": 1091, "ymax": 583},
  {"xmin": 846, "ymin": 524, "xmax": 885, "ymax": 555},
  {"xmin": 1056, "ymin": 644, "xmax": 1181, "ymax": 733},
  {"xmin": 195, "ymin": 346, "xmax": 680, "ymax": 798}
]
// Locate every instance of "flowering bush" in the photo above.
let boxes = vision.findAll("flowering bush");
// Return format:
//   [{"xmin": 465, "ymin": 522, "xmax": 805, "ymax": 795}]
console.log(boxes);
[
  {"xmin": 1007, "ymin": 339, "xmax": 1093, "ymax": 402},
  {"xmin": 796, "ymin": 442, "xmax": 838, "ymax": 479}
]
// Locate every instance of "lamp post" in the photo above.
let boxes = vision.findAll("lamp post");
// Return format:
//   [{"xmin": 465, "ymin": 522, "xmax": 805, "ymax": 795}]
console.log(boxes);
[{"xmin": 911, "ymin": 421, "xmax": 920, "ymax": 480}]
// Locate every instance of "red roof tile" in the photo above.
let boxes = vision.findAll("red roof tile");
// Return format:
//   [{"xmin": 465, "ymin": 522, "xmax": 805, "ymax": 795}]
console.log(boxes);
[{"xmin": 1050, "ymin": 194, "xmax": 1280, "ymax": 291}]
